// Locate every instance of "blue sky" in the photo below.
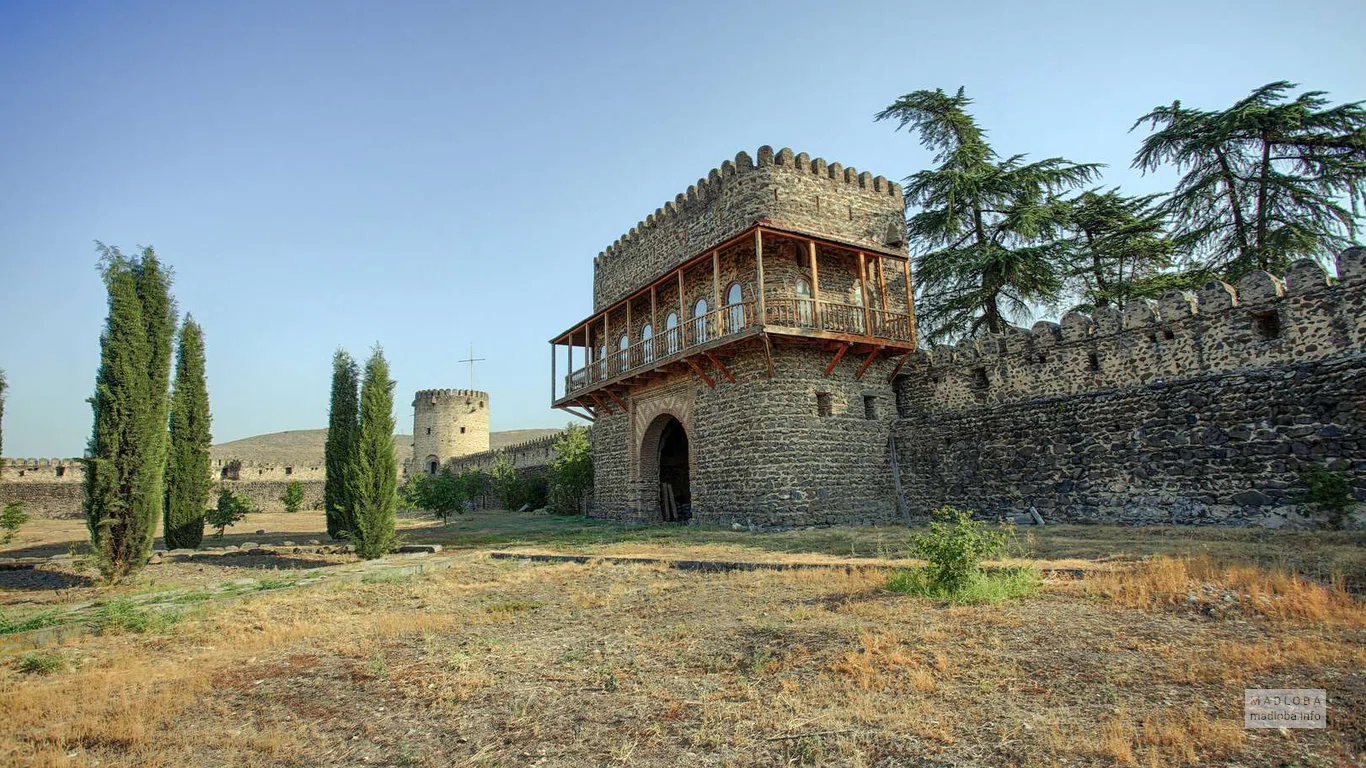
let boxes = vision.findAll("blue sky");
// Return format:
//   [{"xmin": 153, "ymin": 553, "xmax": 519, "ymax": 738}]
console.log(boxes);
[{"xmin": 1, "ymin": 0, "xmax": 1362, "ymax": 457}]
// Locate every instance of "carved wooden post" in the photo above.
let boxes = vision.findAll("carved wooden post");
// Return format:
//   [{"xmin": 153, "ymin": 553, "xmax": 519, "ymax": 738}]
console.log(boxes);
[
  {"xmin": 808, "ymin": 238, "xmax": 821, "ymax": 329},
  {"xmin": 857, "ymin": 251, "xmax": 872, "ymax": 336},
  {"xmin": 755, "ymin": 229, "xmax": 766, "ymax": 325}
]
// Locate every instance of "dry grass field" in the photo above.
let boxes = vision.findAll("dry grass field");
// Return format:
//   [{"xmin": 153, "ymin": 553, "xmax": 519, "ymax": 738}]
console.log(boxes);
[{"xmin": 1, "ymin": 511, "xmax": 1363, "ymax": 766}]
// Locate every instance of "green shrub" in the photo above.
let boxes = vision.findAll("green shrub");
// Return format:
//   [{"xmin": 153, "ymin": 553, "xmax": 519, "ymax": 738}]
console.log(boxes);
[
  {"xmin": 1299, "ymin": 465, "xmax": 1356, "ymax": 530},
  {"xmin": 207, "ymin": 488, "xmax": 253, "ymax": 539},
  {"xmin": 1, "ymin": 500, "xmax": 29, "ymax": 545},
  {"xmin": 887, "ymin": 566, "xmax": 1040, "ymax": 604},
  {"xmin": 549, "ymin": 424, "xmax": 592, "ymax": 515},
  {"xmin": 279, "ymin": 480, "xmax": 306, "ymax": 513},
  {"xmin": 14, "ymin": 650, "xmax": 65, "ymax": 675},
  {"xmin": 910, "ymin": 505, "xmax": 1007, "ymax": 592}
]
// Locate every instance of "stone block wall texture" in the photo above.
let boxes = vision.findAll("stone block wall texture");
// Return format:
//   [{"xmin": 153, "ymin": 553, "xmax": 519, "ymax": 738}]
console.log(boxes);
[
  {"xmin": 591, "ymin": 145, "xmax": 905, "ymax": 312},
  {"xmin": 0, "ymin": 458, "xmax": 326, "ymax": 518},
  {"xmin": 446, "ymin": 432, "xmax": 564, "ymax": 474},
  {"xmin": 409, "ymin": 389, "xmax": 491, "ymax": 476},
  {"xmin": 893, "ymin": 251, "xmax": 1366, "ymax": 527},
  {"xmin": 589, "ymin": 341, "xmax": 900, "ymax": 526}
]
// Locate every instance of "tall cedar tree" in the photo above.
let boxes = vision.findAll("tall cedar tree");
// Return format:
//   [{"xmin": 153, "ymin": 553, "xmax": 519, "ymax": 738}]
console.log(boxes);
[
  {"xmin": 348, "ymin": 347, "xmax": 399, "ymax": 558},
  {"xmin": 877, "ymin": 88, "xmax": 1101, "ymax": 344},
  {"xmin": 1066, "ymin": 189, "xmax": 1183, "ymax": 310},
  {"xmin": 163, "ymin": 318, "xmax": 212, "ymax": 549},
  {"xmin": 323, "ymin": 350, "xmax": 360, "ymax": 539},
  {"xmin": 85, "ymin": 245, "xmax": 177, "ymax": 580},
  {"xmin": 1133, "ymin": 82, "xmax": 1366, "ymax": 279}
]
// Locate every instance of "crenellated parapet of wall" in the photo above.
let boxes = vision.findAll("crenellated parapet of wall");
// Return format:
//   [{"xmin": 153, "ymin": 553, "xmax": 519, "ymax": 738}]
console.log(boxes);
[
  {"xmin": 893, "ymin": 248, "xmax": 1366, "ymax": 528},
  {"xmin": 899, "ymin": 250, "xmax": 1366, "ymax": 414},
  {"xmin": 1, "ymin": 458, "xmax": 85, "ymax": 482},
  {"xmin": 445, "ymin": 432, "xmax": 565, "ymax": 474},
  {"xmin": 592, "ymin": 145, "xmax": 906, "ymax": 311}
]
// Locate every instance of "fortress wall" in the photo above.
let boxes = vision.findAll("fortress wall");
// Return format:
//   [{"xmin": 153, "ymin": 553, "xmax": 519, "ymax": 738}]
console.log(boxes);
[
  {"xmin": 445, "ymin": 432, "xmax": 564, "ymax": 474},
  {"xmin": 591, "ymin": 146, "xmax": 905, "ymax": 312},
  {"xmin": 893, "ymin": 250, "xmax": 1366, "ymax": 527},
  {"xmin": 0, "ymin": 458, "xmax": 328, "ymax": 518}
]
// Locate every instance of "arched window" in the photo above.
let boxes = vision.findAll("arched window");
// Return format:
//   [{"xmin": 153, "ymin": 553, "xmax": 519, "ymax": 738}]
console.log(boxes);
[
  {"xmin": 642, "ymin": 323, "xmax": 655, "ymax": 363},
  {"xmin": 851, "ymin": 279, "xmax": 865, "ymax": 333},
  {"xmin": 725, "ymin": 282, "xmax": 744, "ymax": 333},
  {"xmin": 665, "ymin": 312, "xmax": 679, "ymax": 355},
  {"xmin": 795, "ymin": 277, "xmax": 813, "ymax": 327},
  {"xmin": 693, "ymin": 298, "xmax": 709, "ymax": 344},
  {"xmin": 618, "ymin": 334, "xmax": 629, "ymax": 372}
]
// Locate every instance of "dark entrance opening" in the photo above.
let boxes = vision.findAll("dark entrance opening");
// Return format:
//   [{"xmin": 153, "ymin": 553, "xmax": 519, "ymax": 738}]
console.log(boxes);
[{"xmin": 658, "ymin": 417, "xmax": 691, "ymax": 523}]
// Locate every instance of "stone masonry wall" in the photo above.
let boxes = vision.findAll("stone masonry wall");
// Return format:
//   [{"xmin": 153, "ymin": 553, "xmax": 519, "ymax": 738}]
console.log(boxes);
[
  {"xmin": 445, "ymin": 432, "xmax": 564, "ymax": 474},
  {"xmin": 893, "ymin": 250, "xmax": 1366, "ymax": 527},
  {"xmin": 592, "ymin": 145, "xmax": 905, "ymax": 312},
  {"xmin": 409, "ymin": 389, "xmax": 491, "ymax": 476},
  {"xmin": 0, "ymin": 458, "xmax": 326, "ymax": 518},
  {"xmin": 590, "ymin": 341, "xmax": 900, "ymax": 527}
]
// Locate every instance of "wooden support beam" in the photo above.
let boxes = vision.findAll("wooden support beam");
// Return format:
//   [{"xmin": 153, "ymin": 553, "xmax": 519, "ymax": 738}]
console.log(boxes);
[
  {"xmin": 876, "ymin": 254, "xmax": 888, "ymax": 311},
  {"xmin": 604, "ymin": 389, "xmax": 629, "ymax": 413},
  {"xmin": 902, "ymin": 256, "xmax": 915, "ymax": 345},
  {"xmin": 550, "ymin": 341, "xmax": 556, "ymax": 404},
  {"xmin": 857, "ymin": 251, "xmax": 872, "ymax": 336},
  {"xmin": 888, "ymin": 352, "xmax": 912, "ymax": 382},
  {"xmin": 762, "ymin": 333, "xmax": 776, "ymax": 378},
  {"xmin": 705, "ymin": 352, "xmax": 735, "ymax": 383},
  {"xmin": 685, "ymin": 358, "xmax": 715, "ymax": 389},
  {"xmin": 712, "ymin": 249, "xmax": 720, "ymax": 318},
  {"xmin": 588, "ymin": 393, "xmax": 613, "ymax": 415},
  {"xmin": 754, "ymin": 229, "xmax": 766, "ymax": 324},
  {"xmin": 824, "ymin": 343, "xmax": 850, "ymax": 376},
  {"xmin": 855, "ymin": 346, "xmax": 883, "ymax": 380},
  {"xmin": 677, "ymin": 267, "xmax": 685, "ymax": 350},
  {"xmin": 561, "ymin": 406, "xmax": 595, "ymax": 423},
  {"xmin": 650, "ymin": 283, "xmax": 657, "ymax": 358},
  {"xmin": 808, "ymin": 239, "xmax": 821, "ymax": 328}
]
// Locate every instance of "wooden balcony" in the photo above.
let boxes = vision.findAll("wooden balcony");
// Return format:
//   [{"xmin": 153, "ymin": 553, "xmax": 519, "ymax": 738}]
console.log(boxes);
[{"xmin": 549, "ymin": 225, "xmax": 916, "ymax": 419}]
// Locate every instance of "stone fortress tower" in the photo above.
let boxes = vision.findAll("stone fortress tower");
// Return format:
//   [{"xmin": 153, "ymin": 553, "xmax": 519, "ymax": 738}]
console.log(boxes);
[{"xmin": 409, "ymin": 389, "xmax": 490, "ymax": 477}]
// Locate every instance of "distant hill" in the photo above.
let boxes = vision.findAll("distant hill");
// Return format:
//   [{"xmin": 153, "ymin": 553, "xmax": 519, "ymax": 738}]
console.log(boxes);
[{"xmin": 210, "ymin": 428, "xmax": 564, "ymax": 468}]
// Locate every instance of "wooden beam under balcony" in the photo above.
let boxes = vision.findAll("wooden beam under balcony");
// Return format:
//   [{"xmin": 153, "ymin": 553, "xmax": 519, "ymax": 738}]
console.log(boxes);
[
  {"xmin": 705, "ymin": 352, "xmax": 735, "ymax": 383},
  {"xmin": 855, "ymin": 346, "xmax": 884, "ymax": 380},
  {"xmin": 824, "ymin": 343, "xmax": 850, "ymax": 376},
  {"xmin": 685, "ymin": 358, "xmax": 715, "ymax": 389}
]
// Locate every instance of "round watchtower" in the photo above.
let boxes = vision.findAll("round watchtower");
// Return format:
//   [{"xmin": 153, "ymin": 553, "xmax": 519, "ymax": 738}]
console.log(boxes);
[{"xmin": 410, "ymin": 389, "xmax": 490, "ymax": 477}]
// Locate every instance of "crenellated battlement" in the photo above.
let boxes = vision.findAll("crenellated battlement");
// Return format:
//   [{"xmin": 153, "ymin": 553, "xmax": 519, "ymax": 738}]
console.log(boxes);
[
  {"xmin": 901, "ymin": 248, "xmax": 1366, "ymax": 414},
  {"xmin": 591, "ymin": 145, "xmax": 907, "ymax": 311},
  {"xmin": 413, "ymin": 388, "xmax": 489, "ymax": 402},
  {"xmin": 446, "ymin": 431, "xmax": 566, "ymax": 473}
]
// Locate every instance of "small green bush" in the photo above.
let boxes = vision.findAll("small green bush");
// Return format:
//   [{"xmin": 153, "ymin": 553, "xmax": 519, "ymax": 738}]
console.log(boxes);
[
  {"xmin": 910, "ymin": 505, "xmax": 1007, "ymax": 592},
  {"xmin": 1299, "ymin": 465, "xmax": 1355, "ymax": 529},
  {"xmin": 549, "ymin": 424, "xmax": 592, "ymax": 515},
  {"xmin": 1, "ymin": 500, "xmax": 29, "ymax": 545},
  {"xmin": 887, "ymin": 566, "xmax": 1040, "ymax": 604},
  {"xmin": 0, "ymin": 610, "xmax": 59, "ymax": 635},
  {"xmin": 14, "ymin": 650, "xmax": 65, "ymax": 675},
  {"xmin": 207, "ymin": 488, "xmax": 253, "ymax": 538},
  {"xmin": 279, "ymin": 481, "xmax": 305, "ymax": 514}
]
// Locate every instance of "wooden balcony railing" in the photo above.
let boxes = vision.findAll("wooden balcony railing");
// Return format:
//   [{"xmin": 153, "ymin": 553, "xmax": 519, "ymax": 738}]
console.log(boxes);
[{"xmin": 563, "ymin": 296, "xmax": 912, "ymax": 397}]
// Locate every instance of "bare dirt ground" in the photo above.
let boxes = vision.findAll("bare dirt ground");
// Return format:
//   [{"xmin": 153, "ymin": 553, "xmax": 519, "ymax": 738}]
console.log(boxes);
[{"xmin": 2, "ymin": 511, "xmax": 1363, "ymax": 767}]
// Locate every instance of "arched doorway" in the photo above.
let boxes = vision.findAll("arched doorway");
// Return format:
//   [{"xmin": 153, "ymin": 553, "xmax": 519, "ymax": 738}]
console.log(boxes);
[
  {"xmin": 425, "ymin": 455, "xmax": 440, "ymax": 476},
  {"xmin": 641, "ymin": 414, "xmax": 690, "ymax": 523}
]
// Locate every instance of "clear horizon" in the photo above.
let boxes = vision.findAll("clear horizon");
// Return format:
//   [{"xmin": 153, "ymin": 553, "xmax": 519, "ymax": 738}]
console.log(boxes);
[{"xmin": 2, "ymin": 0, "xmax": 1363, "ymax": 457}]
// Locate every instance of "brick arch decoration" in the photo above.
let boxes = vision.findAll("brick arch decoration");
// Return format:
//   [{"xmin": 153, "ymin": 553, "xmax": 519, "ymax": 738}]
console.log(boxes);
[{"xmin": 631, "ymin": 383, "xmax": 695, "ymax": 519}]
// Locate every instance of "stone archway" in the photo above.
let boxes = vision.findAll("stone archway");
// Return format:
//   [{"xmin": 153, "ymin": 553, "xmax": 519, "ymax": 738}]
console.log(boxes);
[
  {"xmin": 425, "ymin": 455, "xmax": 440, "ymax": 476},
  {"xmin": 639, "ymin": 413, "xmax": 690, "ymax": 522}
]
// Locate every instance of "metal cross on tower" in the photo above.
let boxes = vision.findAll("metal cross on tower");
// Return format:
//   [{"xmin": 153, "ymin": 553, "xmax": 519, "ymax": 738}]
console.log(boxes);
[{"xmin": 457, "ymin": 344, "xmax": 486, "ymax": 390}]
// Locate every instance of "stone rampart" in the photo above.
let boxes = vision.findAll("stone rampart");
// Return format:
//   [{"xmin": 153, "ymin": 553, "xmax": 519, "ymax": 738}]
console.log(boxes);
[
  {"xmin": 893, "ymin": 250, "xmax": 1366, "ymax": 527},
  {"xmin": 592, "ymin": 145, "xmax": 905, "ymax": 311},
  {"xmin": 445, "ymin": 432, "xmax": 563, "ymax": 474}
]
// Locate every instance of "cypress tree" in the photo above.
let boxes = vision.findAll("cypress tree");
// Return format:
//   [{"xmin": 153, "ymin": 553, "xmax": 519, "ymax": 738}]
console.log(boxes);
[
  {"xmin": 84, "ymin": 245, "xmax": 177, "ymax": 580},
  {"xmin": 163, "ymin": 318, "xmax": 212, "ymax": 549},
  {"xmin": 348, "ymin": 346, "xmax": 398, "ymax": 559},
  {"xmin": 323, "ymin": 349, "xmax": 360, "ymax": 539}
]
